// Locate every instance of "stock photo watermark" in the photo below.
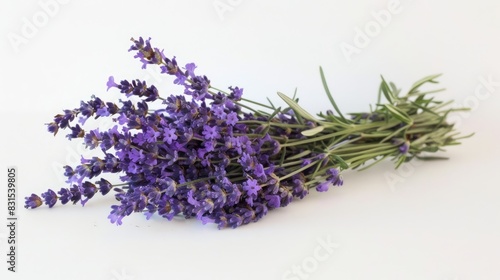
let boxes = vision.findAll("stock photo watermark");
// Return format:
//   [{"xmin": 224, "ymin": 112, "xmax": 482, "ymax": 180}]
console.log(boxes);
[
  {"xmin": 50, "ymin": 66, "xmax": 165, "ymax": 183},
  {"xmin": 7, "ymin": 0, "xmax": 71, "ymax": 53},
  {"xmin": 447, "ymin": 75, "xmax": 500, "ymax": 129},
  {"xmin": 282, "ymin": 235, "xmax": 339, "ymax": 280},
  {"xmin": 51, "ymin": 114, "xmax": 117, "ymax": 183},
  {"xmin": 385, "ymin": 74, "xmax": 499, "ymax": 191},
  {"xmin": 339, "ymin": 0, "xmax": 406, "ymax": 63},
  {"xmin": 110, "ymin": 268, "xmax": 135, "ymax": 280},
  {"xmin": 385, "ymin": 158, "xmax": 424, "ymax": 192},
  {"xmin": 213, "ymin": 0, "xmax": 243, "ymax": 21},
  {"xmin": 6, "ymin": 167, "xmax": 18, "ymax": 273}
]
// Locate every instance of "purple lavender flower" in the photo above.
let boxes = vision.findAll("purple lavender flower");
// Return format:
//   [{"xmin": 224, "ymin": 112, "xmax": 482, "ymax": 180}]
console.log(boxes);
[
  {"xmin": 53, "ymin": 109, "xmax": 76, "ymax": 129},
  {"xmin": 186, "ymin": 75, "xmax": 210, "ymax": 101},
  {"xmin": 229, "ymin": 86, "xmax": 243, "ymax": 101},
  {"xmin": 41, "ymin": 189, "xmax": 58, "ymax": 208},
  {"xmin": 82, "ymin": 181, "xmax": 98, "ymax": 200},
  {"xmin": 57, "ymin": 188, "xmax": 72, "ymax": 205},
  {"xmin": 202, "ymin": 125, "xmax": 220, "ymax": 140},
  {"xmin": 239, "ymin": 153, "xmax": 255, "ymax": 171},
  {"xmin": 84, "ymin": 129, "xmax": 101, "ymax": 149},
  {"xmin": 315, "ymin": 182, "xmax": 330, "ymax": 192},
  {"xmin": 302, "ymin": 158, "xmax": 312, "ymax": 167},
  {"xmin": 227, "ymin": 214, "xmax": 243, "ymax": 229},
  {"xmin": 47, "ymin": 122, "xmax": 59, "ymax": 135},
  {"xmin": 326, "ymin": 168, "xmax": 343, "ymax": 186},
  {"xmin": 292, "ymin": 177, "xmax": 309, "ymax": 199},
  {"xmin": 265, "ymin": 194, "xmax": 281, "ymax": 208},
  {"xmin": 106, "ymin": 76, "xmax": 118, "ymax": 91},
  {"xmin": 108, "ymin": 205, "xmax": 127, "ymax": 225},
  {"xmin": 399, "ymin": 141, "xmax": 410, "ymax": 154},
  {"xmin": 185, "ymin": 63, "xmax": 197, "ymax": 78},
  {"xmin": 243, "ymin": 179, "xmax": 261, "ymax": 197},
  {"xmin": 96, "ymin": 178, "xmax": 112, "ymax": 195},
  {"xmin": 96, "ymin": 107, "xmax": 110, "ymax": 117},
  {"xmin": 226, "ymin": 112, "xmax": 238, "ymax": 126},
  {"xmin": 24, "ymin": 194, "xmax": 42, "ymax": 209},
  {"xmin": 253, "ymin": 164, "xmax": 266, "ymax": 181},
  {"xmin": 163, "ymin": 128, "xmax": 178, "ymax": 144},
  {"xmin": 66, "ymin": 124, "xmax": 84, "ymax": 140},
  {"xmin": 187, "ymin": 189, "xmax": 200, "ymax": 207},
  {"xmin": 212, "ymin": 105, "xmax": 226, "ymax": 119},
  {"xmin": 68, "ymin": 185, "xmax": 82, "ymax": 205}
]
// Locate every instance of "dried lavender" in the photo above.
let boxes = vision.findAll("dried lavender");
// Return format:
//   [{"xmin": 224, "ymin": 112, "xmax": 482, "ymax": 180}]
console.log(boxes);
[{"xmin": 25, "ymin": 37, "xmax": 470, "ymax": 229}]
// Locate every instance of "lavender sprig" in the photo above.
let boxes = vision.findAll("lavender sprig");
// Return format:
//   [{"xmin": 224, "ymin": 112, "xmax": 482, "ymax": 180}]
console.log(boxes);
[{"xmin": 25, "ymin": 37, "xmax": 471, "ymax": 229}]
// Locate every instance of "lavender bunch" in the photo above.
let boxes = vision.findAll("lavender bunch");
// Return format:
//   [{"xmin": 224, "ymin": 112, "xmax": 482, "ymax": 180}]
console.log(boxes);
[{"xmin": 25, "ymin": 37, "xmax": 470, "ymax": 229}]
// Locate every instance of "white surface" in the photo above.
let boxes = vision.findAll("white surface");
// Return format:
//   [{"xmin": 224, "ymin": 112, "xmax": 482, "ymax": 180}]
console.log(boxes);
[{"xmin": 1, "ymin": 0, "xmax": 500, "ymax": 279}]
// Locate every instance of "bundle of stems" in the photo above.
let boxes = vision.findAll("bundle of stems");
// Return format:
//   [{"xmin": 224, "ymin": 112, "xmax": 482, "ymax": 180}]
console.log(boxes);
[{"xmin": 24, "ymin": 37, "xmax": 470, "ymax": 229}]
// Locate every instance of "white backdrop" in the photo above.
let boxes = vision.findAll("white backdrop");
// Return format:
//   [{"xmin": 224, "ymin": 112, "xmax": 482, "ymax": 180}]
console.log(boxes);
[{"xmin": 1, "ymin": 0, "xmax": 500, "ymax": 279}]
